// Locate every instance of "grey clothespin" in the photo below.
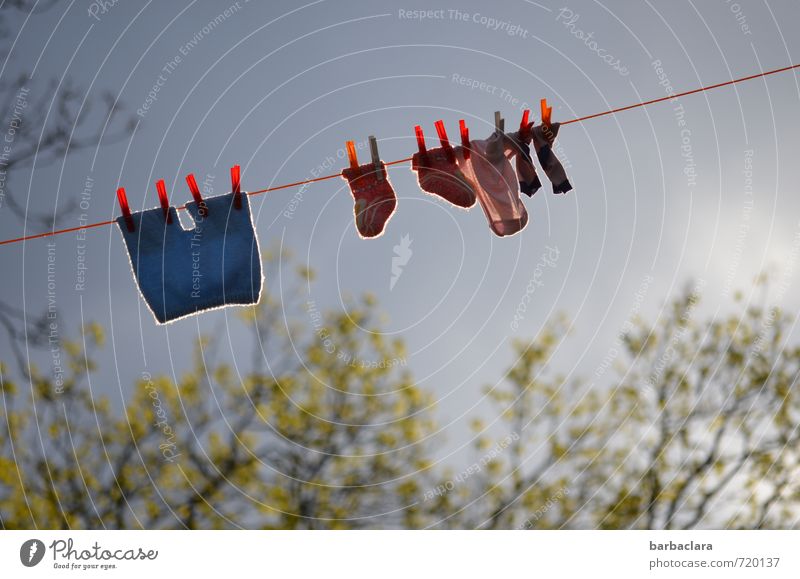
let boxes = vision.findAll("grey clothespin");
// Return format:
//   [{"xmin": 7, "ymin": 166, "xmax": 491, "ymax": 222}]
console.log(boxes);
[
  {"xmin": 369, "ymin": 135, "xmax": 383, "ymax": 181},
  {"xmin": 494, "ymin": 111, "xmax": 505, "ymax": 133}
]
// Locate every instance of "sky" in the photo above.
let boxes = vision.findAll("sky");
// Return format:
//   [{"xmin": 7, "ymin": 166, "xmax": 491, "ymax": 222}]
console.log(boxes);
[{"xmin": 1, "ymin": 0, "xmax": 799, "ymax": 466}]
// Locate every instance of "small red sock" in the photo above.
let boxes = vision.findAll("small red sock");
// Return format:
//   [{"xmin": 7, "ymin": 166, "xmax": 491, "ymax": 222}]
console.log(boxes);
[
  {"xmin": 412, "ymin": 148, "xmax": 477, "ymax": 209},
  {"xmin": 341, "ymin": 162, "xmax": 397, "ymax": 238}
]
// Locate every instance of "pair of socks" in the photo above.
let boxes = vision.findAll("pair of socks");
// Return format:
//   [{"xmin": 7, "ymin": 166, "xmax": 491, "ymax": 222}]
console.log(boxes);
[
  {"xmin": 408, "ymin": 128, "xmax": 530, "ymax": 237},
  {"xmin": 411, "ymin": 123, "xmax": 561, "ymax": 237},
  {"xmin": 341, "ymin": 161, "xmax": 397, "ymax": 239},
  {"xmin": 116, "ymin": 191, "xmax": 263, "ymax": 324},
  {"xmin": 460, "ymin": 130, "xmax": 529, "ymax": 237},
  {"xmin": 411, "ymin": 147, "xmax": 476, "ymax": 209},
  {"xmin": 529, "ymin": 122, "xmax": 572, "ymax": 194},
  {"xmin": 506, "ymin": 129, "xmax": 542, "ymax": 197},
  {"xmin": 343, "ymin": 120, "xmax": 571, "ymax": 239},
  {"xmin": 342, "ymin": 138, "xmax": 482, "ymax": 238}
]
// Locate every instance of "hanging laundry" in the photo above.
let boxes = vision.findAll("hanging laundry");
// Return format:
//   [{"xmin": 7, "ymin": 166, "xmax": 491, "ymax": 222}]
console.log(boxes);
[
  {"xmin": 507, "ymin": 127, "xmax": 542, "ymax": 197},
  {"xmin": 8, "ymin": 64, "xmax": 800, "ymax": 251},
  {"xmin": 458, "ymin": 128, "xmax": 529, "ymax": 237},
  {"xmin": 529, "ymin": 122, "xmax": 572, "ymax": 194},
  {"xmin": 116, "ymin": 188, "xmax": 263, "ymax": 324},
  {"xmin": 341, "ymin": 140, "xmax": 397, "ymax": 238},
  {"xmin": 411, "ymin": 123, "xmax": 476, "ymax": 209}
]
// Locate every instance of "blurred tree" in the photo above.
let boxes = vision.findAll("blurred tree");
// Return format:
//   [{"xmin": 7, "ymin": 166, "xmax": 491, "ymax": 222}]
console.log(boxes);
[
  {"xmin": 3, "ymin": 261, "xmax": 800, "ymax": 529},
  {"xmin": 0, "ymin": 252, "xmax": 438, "ymax": 529},
  {"xmin": 0, "ymin": 1, "xmax": 135, "ymax": 366},
  {"xmin": 0, "ymin": 2, "xmax": 439, "ymax": 530},
  {"xmin": 2, "ymin": 0, "xmax": 798, "ymax": 534},
  {"xmin": 443, "ymin": 282, "xmax": 800, "ymax": 530}
]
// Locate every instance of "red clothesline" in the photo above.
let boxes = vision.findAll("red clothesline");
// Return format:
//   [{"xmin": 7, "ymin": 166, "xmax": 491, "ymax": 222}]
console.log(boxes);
[{"xmin": 1, "ymin": 61, "xmax": 798, "ymax": 248}]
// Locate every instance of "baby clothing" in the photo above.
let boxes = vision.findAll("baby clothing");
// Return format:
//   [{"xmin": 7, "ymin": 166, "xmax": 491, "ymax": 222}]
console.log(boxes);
[
  {"xmin": 530, "ymin": 122, "xmax": 572, "ymax": 194},
  {"xmin": 506, "ymin": 129, "xmax": 542, "ymax": 197},
  {"xmin": 411, "ymin": 147, "xmax": 477, "ymax": 209},
  {"xmin": 341, "ymin": 161, "xmax": 397, "ymax": 238},
  {"xmin": 459, "ymin": 130, "xmax": 529, "ymax": 237},
  {"xmin": 116, "ymin": 191, "xmax": 263, "ymax": 324}
]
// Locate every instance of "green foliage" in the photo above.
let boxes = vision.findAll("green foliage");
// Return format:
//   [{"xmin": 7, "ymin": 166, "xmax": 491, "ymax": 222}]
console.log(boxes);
[
  {"xmin": 0, "ymin": 251, "xmax": 436, "ymax": 529},
  {"xmin": 449, "ymin": 282, "xmax": 800, "ymax": 530},
  {"xmin": 2, "ymin": 271, "xmax": 800, "ymax": 529}
]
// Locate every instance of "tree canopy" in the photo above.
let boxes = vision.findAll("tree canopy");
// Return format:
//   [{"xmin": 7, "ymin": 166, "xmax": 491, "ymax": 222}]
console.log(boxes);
[{"xmin": 3, "ymin": 260, "xmax": 799, "ymax": 529}]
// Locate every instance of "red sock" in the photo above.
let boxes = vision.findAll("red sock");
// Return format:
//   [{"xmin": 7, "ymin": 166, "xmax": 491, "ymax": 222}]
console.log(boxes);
[
  {"xmin": 412, "ymin": 148, "xmax": 477, "ymax": 209},
  {"xmin": 341, "ymin": 162, "xmax": 397, "ymax": 238}
]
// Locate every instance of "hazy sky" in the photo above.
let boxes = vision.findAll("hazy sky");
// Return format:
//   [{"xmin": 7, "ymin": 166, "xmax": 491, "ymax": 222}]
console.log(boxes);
[{"xmin": 1, "ymin": 0, "xmax": 799, "ymax": 464}]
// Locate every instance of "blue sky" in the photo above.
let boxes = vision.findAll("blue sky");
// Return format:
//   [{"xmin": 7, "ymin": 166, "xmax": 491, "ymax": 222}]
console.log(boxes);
[{"xmin": 1, "ymin": 0, "xmax": 799, "ymax": 465}]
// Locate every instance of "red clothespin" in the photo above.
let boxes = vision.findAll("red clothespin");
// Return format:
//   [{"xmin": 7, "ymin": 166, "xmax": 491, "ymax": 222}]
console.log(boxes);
[
  {"xmin": 345, "ymin": 140, "xmax": 360, "ymax": 177},
  {"xmin": 459, "ymin": 119, "xmax": 470, "ymax": 160},
  {"xmin": 155, "ymin": 179, "xmax": 172, "ymax": 224},
  {"xmin": 231, "ymin": 165, "xmax": 242, "ymax": 210},
  {"xmin": 414, "ymin": 125, "xmax": 428, "ymax": 160},
  {"xmin": 368, "ymin": 136, "xmax": 383, "ymax": 181},
  {"xmin": 186, "ymin": 173, "xmax": 208, "ymax": 216},
  {"xmin": 540, "ymin": 98, "xmax": 552, "ymax": 128},
  {"xmin": 186, "ymin": 173, "xmax": 203, "ymax": 205},
  {"xmin": 116, "ymin": 187, "xmax": 134, "ymax": 232},
  {"xmin": 434, "ymin": 120, "xmax": 456, "ymax": 164},
  {"xmin": 519, "ymin": 109, "xmax": 530, "ymax": 139}
]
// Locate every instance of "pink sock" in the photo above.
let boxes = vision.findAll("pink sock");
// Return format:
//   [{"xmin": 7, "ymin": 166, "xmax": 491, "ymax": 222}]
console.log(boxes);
[
  {"xmin": 411, "ymin": 123, "xmax": 477, "ymax": 208},
  {"xmin": 458, "ymin": 130, "xmax": 529, "ymax": 237},
  {"xmin": 341, "ymin": 161, "xmax": 397, "ymax": 239}
]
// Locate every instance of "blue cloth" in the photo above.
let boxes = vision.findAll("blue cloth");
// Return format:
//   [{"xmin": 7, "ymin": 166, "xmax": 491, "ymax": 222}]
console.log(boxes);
[{"xmin": 116, "ymin": 192, "xmax": 262, "ymax": 324}]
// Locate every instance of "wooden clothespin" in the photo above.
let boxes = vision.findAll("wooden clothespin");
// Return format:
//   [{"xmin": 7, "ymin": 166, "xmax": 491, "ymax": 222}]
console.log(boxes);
[{"xmin": 368, "ymin": 135, "xmax": 383, "ymax": 181}]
